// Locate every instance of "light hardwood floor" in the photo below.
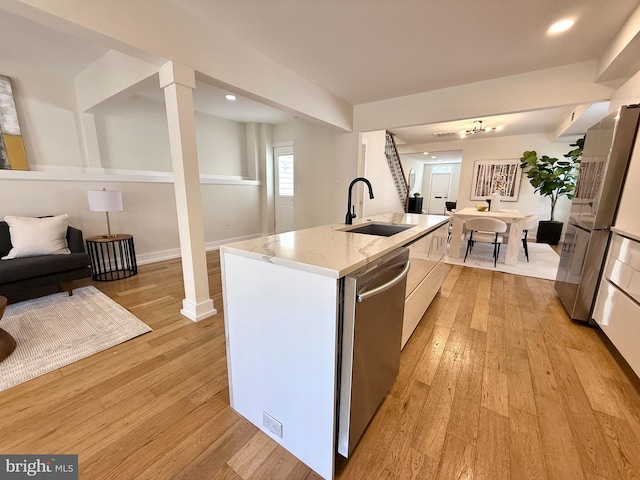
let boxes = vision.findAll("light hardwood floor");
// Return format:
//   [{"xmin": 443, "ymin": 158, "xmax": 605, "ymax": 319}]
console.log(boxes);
[{"xmin": 1, "ymin": 252, "xmax": 640, "ymax": 479}]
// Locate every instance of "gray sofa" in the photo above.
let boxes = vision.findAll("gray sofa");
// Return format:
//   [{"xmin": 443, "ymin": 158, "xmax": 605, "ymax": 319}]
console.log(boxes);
[{"xmin": 0, "ymin": 221, "xmax": 92, "ymax": 303}]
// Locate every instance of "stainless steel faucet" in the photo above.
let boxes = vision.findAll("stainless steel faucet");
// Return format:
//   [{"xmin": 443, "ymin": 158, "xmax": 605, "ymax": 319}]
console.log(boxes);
[{"xmin": 345, "ymin": 177, "xmax": 374, "ymax": 224}]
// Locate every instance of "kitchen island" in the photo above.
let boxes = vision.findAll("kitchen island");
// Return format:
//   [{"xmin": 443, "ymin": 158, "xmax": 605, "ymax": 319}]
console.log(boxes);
[{"xmin": 220, "ymin": 212, "xmax": 449, "ymax": 479}]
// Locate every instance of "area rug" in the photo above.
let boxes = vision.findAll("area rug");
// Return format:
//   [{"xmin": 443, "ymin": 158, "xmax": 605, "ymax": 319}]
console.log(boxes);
[
  {"xmin": 0, "ymin": 286, "xmax": 151, "ymax": 392},
  {"xmin": 445, "ymin": 242, "xmax": 560, "ymax": 280}
]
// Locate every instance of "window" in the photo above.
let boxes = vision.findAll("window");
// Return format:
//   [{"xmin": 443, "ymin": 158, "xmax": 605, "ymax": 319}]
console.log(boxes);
[{"xmin": 278, "ymin": 154, "xmax": 294, "ymax": 196}]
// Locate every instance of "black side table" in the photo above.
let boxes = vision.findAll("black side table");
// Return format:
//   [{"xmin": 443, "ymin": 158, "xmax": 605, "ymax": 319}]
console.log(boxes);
[{"xmin": 86, "ymin": 234, "xmax": 138, "ymax": 281}]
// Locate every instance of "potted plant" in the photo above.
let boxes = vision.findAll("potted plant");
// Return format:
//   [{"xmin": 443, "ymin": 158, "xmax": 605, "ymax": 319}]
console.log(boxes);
[{"xmin": 519, "ymin": 136, "xmax": 584, "ymax": 245}]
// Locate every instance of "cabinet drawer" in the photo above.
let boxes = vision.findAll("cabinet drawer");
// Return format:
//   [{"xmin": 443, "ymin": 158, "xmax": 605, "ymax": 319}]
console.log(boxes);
[
  {"xmin": 609, "ymin": 233, "xmax": 640, "ymax": 268},
  {"xmin": 606, "ymin": 233, "xmax": 640, "ymax": 304},
  {"xmin": 593, "ymin": 279, "xmax": 640, "ymax": 377},
  {"xmin": 402, "ymin": 261, "xmax": 446, "ymax": 348},
  {"xmin": 605, "ymin": 258, "xmax": 640, "ymax": 305},
  {"xmin": 405, "ymin": 224, "xmax": 448, "ymax": 295}
]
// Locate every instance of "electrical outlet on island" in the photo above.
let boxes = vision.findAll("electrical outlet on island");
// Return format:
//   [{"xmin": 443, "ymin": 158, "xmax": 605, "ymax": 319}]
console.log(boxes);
[{"xmin": 262, "ymin": 411, "xmax": 283, "ymax": 438}]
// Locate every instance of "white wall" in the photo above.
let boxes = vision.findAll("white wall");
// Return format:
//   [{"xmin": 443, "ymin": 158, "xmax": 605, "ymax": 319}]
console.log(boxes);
[
  {"xmin": 0, "ymin": 177, "xmax": 263, "ymax": 263},
  {"xmin": 399, "ymin": 155, "xmax": 424, "ymax": 198},
  {"xmin": 609, "ymin": 70, "xmax": 640, "ymax": 111},
  {"xmin": 92, "ymin": 95, "xmax": 172, "ymax": 171},
  {"xmin": 0, "ymin": 180, "xmax": 180, "ymax": 256},
  {"xmin": 361, "ymin": 131, "xmax": 404, "ymax": 217},
  {"xmin": 293, "ymin": 118, "xmax": 358, "ymax": 228},
  {"xmin": 200, "ymin": 184, "xmax": 263, "ymax": 245},
  {"xmin": 273, "ymin": 122, "xmax": 293, "ymax": 144},
  {"xmin": 92, "ymin": 95, "xmax": 249, "ymax": 175},
  {"xmin": 0, "ymin": 60, "xmax": 84, "ymax": 168},
  {"xmin": 195, "ymin": 112, "xmax": 246, "ymax": 176}
]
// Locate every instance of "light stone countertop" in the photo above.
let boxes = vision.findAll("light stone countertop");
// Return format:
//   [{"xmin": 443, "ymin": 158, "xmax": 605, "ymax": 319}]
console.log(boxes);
[{"xmin": 220, "ymin": 212, "xmax": 449, "ymax": 278}]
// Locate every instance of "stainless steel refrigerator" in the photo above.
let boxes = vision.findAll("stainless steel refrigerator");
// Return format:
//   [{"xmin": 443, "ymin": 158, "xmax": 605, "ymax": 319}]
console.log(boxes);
[{"xmin": 555, "ymin": 104, "xmax": 640, "ymax": 322}]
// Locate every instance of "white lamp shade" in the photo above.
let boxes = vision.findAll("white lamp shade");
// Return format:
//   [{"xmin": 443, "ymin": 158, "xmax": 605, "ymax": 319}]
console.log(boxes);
[{"xmin": 87, "ymin": 190, "xmax": 123, "ymax": 212}]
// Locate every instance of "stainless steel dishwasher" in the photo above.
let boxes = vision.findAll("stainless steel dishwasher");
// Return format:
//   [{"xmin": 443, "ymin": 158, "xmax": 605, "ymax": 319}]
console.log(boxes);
[{"xmin": 337, "ymin": 248, "xmax": 410, "ymax": 458}]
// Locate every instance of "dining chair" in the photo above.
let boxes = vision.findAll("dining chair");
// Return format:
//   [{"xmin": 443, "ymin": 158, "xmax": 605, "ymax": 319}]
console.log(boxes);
[
  {"xmin": 445, "ymin": 210, "xmax": 455, "ymax": 243},
  {"xmin": 464, "ymin": 217, "xmax": 508, "ymax": 267},
  {"xmin": 444, "ymin": 201, "xmax": 457, "ymax": 214},
  {"xmin": 445, "ymin": 210, "xmax": 468, "ymax": 244},
  {"xmin": 521, "ymin": 215, "xmax": 538, "ymax": 262}
]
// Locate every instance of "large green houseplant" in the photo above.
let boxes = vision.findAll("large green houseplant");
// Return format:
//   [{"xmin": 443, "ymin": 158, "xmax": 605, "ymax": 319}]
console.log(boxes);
[{"xmin": 519, "ymin": 136, "xmax": 584, "ymax": 244}]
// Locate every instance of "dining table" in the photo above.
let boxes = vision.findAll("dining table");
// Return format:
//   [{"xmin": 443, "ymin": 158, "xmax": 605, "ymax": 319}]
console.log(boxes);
[{"xmin": 448, "ymin": 207, "xmax": 526, "ymax": 265}]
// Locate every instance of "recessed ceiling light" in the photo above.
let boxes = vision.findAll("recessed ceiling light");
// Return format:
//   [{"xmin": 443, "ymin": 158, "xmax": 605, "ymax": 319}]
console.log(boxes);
[
  {"xmin": 495, "ymin": 125, "xmax": 504, "ymax": 131},
  {"xmin": 548, "ymin": 19, "xmax": 574, "ymax": 34},
  {"xmin": 423, "ymin": 151, "xmax": 429, "ymax": 155},
  {"xmin": 225, "ymin": 94, "xmax": 237, "ymax": 101},
  {"xmin": 431, "ymin": 156, "xmax": 437, "ymax": 159}
]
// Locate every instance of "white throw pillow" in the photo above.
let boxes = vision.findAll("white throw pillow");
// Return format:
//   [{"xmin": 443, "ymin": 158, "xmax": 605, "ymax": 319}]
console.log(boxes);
[{"xmin": 2, "ymin": 214, "xmax": 71, "ymax": 259}]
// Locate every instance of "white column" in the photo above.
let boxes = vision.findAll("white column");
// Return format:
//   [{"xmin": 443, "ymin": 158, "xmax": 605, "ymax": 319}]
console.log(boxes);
[
  {"xmin": 159, "ymin": 61, "xmax": 216, "ymax": 321},
  {"xmin": 245, "ymin": 122, "xmax": 259, "ymax": 180},
  {"xmin": 260, "ymin": 124, "xmax": 275, "ymax": 235}
]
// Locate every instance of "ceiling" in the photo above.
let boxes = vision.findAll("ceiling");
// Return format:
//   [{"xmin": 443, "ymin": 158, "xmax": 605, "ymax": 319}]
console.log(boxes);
[
  {"xmin": 174, "ymin": 0, "xmax": 640, "ymax": 105},
  {"xmin": 0, "ymin": 8, "xmax": 291, "ymax": 124},
  {"xmin": 403, "ymin": 150, "xmax": 464, "ymax": 165},
  {"xmin": 0, "ymin": 9, "xmax": 107, "ymax": 81},
  {"xmin": 108, "ymin": 76, "xmax": 293, "ymax": 125},
  {"xmin": 389, "ymin": 101, "xmax": 611, "ymax": 148},
  {"xmin": 2, "ymin": 1, "xmax": 639, "ymax": 144},
  {"xmin": 395, "ymin": 102, "xmax": 611, "ymax": 164},
  {"xmin": 171, "ymin": 0, "xmax": 638, "ymax": 144}
]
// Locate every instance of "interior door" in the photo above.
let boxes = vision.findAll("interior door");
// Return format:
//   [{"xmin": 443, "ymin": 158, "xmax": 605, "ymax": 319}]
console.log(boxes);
[
  {"xmin": 274, "ymin": 145, "xmax": 294, "ymax": 233},
  {"xmin": 428, "ymin": 173, "xmax": 450, "ymax": 214}
]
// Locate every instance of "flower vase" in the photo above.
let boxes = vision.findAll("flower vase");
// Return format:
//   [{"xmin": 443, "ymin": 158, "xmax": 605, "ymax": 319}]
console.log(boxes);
[{"xmin": 490, "ymin": 192, "xmax": 502, "ymax": 212}]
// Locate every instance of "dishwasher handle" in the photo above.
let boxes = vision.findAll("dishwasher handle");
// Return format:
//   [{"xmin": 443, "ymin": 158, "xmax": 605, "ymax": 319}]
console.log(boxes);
[{"xmin": 356, "ymin": 260, "xmax": 411, "ymax": 302}]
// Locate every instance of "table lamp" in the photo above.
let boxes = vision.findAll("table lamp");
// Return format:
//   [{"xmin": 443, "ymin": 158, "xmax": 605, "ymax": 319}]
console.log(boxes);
[{"xmin": 87, "ymin": 188, "xmax": 123, "ymax": 238}]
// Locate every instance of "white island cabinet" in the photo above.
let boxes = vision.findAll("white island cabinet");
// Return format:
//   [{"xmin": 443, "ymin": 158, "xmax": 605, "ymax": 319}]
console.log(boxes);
[
  {"xmin": 402, "ymin": 222, "xmax": 449, "ymax": 346},
  {"xmin": 220, "ymin": 213, "xmax": 448, "ymax": 479}
]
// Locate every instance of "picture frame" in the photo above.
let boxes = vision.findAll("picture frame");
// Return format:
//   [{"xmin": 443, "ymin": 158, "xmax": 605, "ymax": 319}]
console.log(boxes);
[
  {"xmin": 0, "ymin": 75, "xmax": 29, "ymax": 170},
  {"xmin": 470, "ymin": 159, "xmax": 522, "ymax": 201}
]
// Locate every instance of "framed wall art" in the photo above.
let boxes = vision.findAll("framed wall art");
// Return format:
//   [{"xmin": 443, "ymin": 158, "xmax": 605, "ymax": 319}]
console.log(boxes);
[
  {"xmin": 470, "ymin": 159, "xmax": 521, "ymax": 201},
  {"xmin": 0, "ymin": 75, "xmax": 29, "ymax": 170}
]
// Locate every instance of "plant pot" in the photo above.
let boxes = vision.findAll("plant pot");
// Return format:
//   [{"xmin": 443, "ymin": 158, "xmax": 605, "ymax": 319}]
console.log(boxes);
[{"xmin": 536, "ymin": 220, "xmax": 563, "ymax": 245}]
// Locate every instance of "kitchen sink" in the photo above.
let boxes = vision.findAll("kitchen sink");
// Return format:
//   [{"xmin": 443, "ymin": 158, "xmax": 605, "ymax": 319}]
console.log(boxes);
[{"xmin": 340, "ymin": 222, "xmax": 414, "ymax": 237}]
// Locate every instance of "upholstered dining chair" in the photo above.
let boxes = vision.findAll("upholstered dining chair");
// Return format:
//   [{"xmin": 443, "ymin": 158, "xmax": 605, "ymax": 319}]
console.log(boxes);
[
  {"xmin": 444, "ymin": 201, "xmax": 457, "ymax": 214},
  {"xmin": 464, "ymin": 217, "xmax": 508, "ymax": 267},
  {"xmin": 521, "ymin": 215, "xmax": 538, "ymax": 262},
  {"xmin": 445, "ymin": 210, "xmax": 455, "ymax": 243},
  {"xmin": 445, "ymin": 210, "xmax": 468, "ymax": 244}
]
